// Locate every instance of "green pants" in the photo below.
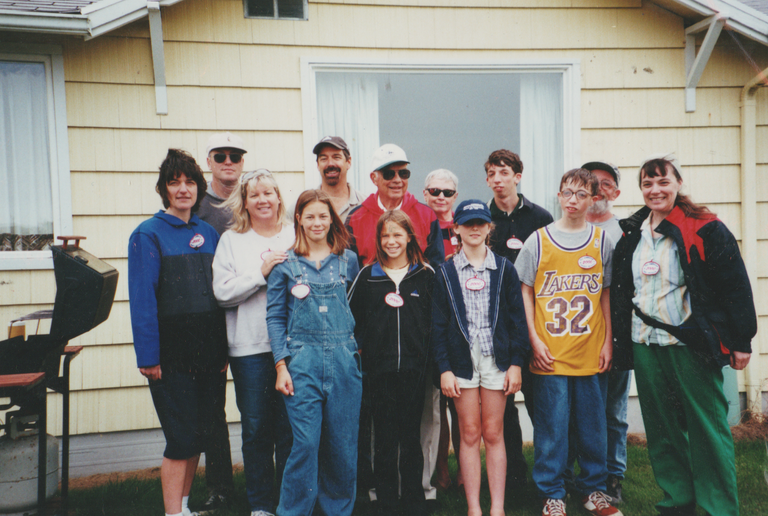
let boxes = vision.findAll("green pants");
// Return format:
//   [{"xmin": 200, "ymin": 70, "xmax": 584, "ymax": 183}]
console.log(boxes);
[{"xmin": 633, "ymin": 343, "xmax": 739, "ymax": 516}]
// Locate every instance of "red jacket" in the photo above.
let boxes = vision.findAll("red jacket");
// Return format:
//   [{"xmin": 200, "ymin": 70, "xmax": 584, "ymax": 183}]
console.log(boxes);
[{"xmin": 346, "ymin": 191, "xmax": 445, "ymax": 267}]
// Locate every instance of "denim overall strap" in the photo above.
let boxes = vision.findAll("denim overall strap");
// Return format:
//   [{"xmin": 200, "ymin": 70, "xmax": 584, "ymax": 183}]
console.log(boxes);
[{"xmin": 286, "ymin": 251, "xmax": 304, "ymax": 284}]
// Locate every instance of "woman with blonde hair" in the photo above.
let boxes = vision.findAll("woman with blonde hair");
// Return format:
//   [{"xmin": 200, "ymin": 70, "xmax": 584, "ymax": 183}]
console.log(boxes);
[{"xmin": 212, "ymin": 169, "xmax": 293, "ymax": 516}]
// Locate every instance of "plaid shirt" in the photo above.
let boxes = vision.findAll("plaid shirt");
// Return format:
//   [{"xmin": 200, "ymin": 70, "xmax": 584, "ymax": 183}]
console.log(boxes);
[{"xmin": 454, "ymin": 247, "xmax": 496, "ymax": 356}]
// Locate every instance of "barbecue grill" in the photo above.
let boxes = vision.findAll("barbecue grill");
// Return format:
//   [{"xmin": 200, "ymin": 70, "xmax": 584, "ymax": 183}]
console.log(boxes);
[{"xmin": 0, "ymin": 236, "xmax": 118, "ymax": 515}]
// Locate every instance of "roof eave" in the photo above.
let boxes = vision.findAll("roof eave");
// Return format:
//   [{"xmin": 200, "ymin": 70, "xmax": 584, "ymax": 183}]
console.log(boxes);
[
  {"xmin": 0, "ymin": 10, "xmax": 90, "ymax": 36},
  {"xmin": 663, "ymin": 0, "xmax": 768, "ymax": 45}
]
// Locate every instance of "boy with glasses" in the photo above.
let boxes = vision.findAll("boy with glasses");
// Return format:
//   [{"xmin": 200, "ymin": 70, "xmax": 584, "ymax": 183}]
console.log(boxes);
[{"xmin": 515, "ymin": 168, "xmax": 620, "ymax": 516}]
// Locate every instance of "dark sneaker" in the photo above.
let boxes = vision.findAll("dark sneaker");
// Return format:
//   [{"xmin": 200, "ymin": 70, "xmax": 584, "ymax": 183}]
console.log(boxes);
[
  {"xmin": 199, "ymin": 492, "xmax": 229, "ymax": 514},
  {"xmin": 582, "ymin": 491, "xmax": 623, "ymax": 516},
  {"xmin": 605, "ymin": 474, "xmax": 623, "ymax": 505},
  {"xmin": 542, "ymin": 498, "xmax": 567, "ymax": 516}
]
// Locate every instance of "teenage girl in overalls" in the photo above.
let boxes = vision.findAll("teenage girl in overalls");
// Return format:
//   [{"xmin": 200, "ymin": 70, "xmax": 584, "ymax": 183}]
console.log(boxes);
[{"xmin": 266, "ymin": 189, "xmax": 361, "ymax": 516}]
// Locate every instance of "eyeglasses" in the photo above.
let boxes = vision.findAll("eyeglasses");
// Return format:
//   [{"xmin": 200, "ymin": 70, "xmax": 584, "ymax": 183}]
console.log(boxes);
[
  {"xmin": 213, "ymin": 152, "xmax": 243, "ymax": 164},
  {"xmin": 560, "ymin": 189, "xmax": 591, "ymax": 200},
  {"xmin": 426, "ymin": 188, "xmax": 456, "ymax": 198},
  {"xmin": 599, "ymin": 180, "xmax": 617, "ymax": 190},
  {"xmin": 240, "ymin": 169, "xmax": 273, "ymax": 184},
  {"xmin": 380, "ymin": 168, "xmax": 411, "ymax": 181}
]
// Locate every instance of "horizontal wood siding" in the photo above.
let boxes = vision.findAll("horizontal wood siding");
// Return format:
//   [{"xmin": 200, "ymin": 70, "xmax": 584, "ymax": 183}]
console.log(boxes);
[{"xmin": 1, "ymin": 0, "xmax": 766, "ymax": 434}]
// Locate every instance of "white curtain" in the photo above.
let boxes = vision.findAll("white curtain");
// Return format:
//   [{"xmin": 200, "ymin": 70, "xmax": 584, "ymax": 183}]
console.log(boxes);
[
  {"xmin": 0, "ymin": 60, "xmax": 53, "ymax": 250},
  {"xmin": 519, "ymin": 73, "xmax": 563, "ymax": 217},
  {"xmin": 316, "ymin": 73, "xmax": 380, "ymax": 196}
]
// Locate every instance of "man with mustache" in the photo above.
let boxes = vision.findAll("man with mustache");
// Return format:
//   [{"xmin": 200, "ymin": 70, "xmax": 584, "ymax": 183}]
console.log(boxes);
[
  {"xmin": 580, "ymin": 160, "xmax": 628, "ymax": 505},
  {"xmin": 313, "ymin": 136, "xmax": 364, "ymax": 221}
]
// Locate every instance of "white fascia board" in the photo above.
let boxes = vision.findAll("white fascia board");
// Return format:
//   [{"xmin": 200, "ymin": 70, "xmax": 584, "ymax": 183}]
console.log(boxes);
[
  {"xmin": 0, "ymin": 10, "xmax": 89, "ymax": 35},
  {"xmin": 670, "ymin": 0, "xmax": 768, "ymax": 45},
  {"xmin": 85, "ymin": 0, "xmax": 150, "ymax": 39}
]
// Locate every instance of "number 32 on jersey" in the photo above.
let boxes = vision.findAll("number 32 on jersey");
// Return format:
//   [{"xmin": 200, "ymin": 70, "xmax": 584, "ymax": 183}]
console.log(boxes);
[{"xmin": 544, "ymin": 295, "xmax": 593, "ymax": 336}]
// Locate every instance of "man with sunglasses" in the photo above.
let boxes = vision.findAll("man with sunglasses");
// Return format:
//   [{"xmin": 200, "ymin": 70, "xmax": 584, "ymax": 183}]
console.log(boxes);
[
  {"xmin": 192, "ymin": 132, "xmax": 244, "ymax": 512},
  {"xmin": 578, "ymin": 160, "xmax": 628, "ymax": 505},
  {"xmin": 483, "ymin": 149, "xmax": 553, "ymax": 494},
  {"xmin": 347, "ymin": 143, "xmax": 445, "ymax": 268},
  {"xmin": 198, "ymin": 132, "xmax": 247, "ymax": 235},
  {"xmin": 312, "ymin": 136, "xmax": 365, "ymax": 221}
]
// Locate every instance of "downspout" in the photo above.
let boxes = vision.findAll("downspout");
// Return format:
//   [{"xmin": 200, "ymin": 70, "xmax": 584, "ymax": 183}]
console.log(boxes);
[{"xmin": 739, "ymin": 66, "xmax": 768, "ymax": 413}]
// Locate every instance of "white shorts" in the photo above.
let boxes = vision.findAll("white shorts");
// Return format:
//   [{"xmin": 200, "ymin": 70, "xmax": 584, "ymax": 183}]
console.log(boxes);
[{"xmin": 455, "ymin": 340, "xmax": 506, "ymax": 391}]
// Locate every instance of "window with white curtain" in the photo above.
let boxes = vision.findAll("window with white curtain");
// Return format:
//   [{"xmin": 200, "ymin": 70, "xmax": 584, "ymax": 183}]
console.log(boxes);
[
  {"xmin": 0, "ymin": 46, "xmax": 72, "ymax": 270},
  {"xmin": 304, "ymin": 62, "xmax": 580, "ymax": 217}
]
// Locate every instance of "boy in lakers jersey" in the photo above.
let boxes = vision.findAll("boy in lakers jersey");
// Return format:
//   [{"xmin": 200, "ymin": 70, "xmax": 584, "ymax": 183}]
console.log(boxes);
[{"xmin": 516, "ymin": 169, "xmax": 621, "ymax": 516}]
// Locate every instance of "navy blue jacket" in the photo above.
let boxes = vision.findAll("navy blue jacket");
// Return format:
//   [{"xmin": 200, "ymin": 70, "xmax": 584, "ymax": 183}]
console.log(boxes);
[
  {"xmin": 611, "ymin": 206, "xmax": 756, "ymax": 369},
  {"xmin": 128, "ymin": 211, "xmax": 228, "ymax": 373},
  {"xmin": 431, "ymin": 251, "xmax": 529, "ymax": 381}
]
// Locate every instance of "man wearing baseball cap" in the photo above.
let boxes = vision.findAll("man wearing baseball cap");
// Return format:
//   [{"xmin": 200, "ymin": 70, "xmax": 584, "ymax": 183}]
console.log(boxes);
[
  {"xmin": 192, "ymin": 132, "xmax": 244, "ymax": 512},
  {"xmin": 197, "ymin": 132, "xmax": 248, "ymax": 235},
  {"xmin": 312, "ymin": 136, "xmax": 365, "ymax": 221},
  {"xmin": 346, "ymin": 143, "xmax": 445, "ymax": 267},
  {"xmin": 579, "ymin": 160, "xmax": 628, "ymax": 505}
]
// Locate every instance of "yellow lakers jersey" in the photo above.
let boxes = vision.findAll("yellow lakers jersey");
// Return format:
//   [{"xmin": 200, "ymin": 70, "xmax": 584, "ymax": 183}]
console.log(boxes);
[{"xmin": 531, "ymin": 224, "xmax": 606, "ymax": 376}]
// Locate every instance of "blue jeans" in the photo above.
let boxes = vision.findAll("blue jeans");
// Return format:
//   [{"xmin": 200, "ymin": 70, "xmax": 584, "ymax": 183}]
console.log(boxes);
[
  {"xmin": 565, "ymin": 369, "xmax": 630, "ymax": 484},
  {"xmin": 532, "ymin": 374, "xmax": 607, "ymax": 499},
  {"xmin": 277, "ymin": 340, "xmax": 362, "ymax": 516},
  {"xmin": 230, "ymin": 353, "xmax": 292, "ymax": 513}
]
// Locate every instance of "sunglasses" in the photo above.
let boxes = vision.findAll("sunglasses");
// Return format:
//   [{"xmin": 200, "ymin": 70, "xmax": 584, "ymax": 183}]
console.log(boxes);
[
  {"xmin": 560, "ymin": 189, "xmax": 591, "ymax": 200},
  {"xmin": 213, "ymin": 152, "xmax": 243, "ymax": 164},
  {"xmin": 380, "ymin": 168, "xmax": 411, "ymax": 181},
  {"xmin": 426, "ymin": 188, "xmax": 456, "ymax": 198},
  {"xmin": 240, "ymin": 169, "xmax": 273, "ymax": 184}
]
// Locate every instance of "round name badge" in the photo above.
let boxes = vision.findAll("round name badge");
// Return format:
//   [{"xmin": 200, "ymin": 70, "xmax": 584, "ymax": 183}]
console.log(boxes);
[
  {"xmin": 260, "ymin": 249, "xmax": 272, "ymax": 260},
  {"xmin": 642, "ymin": 260, "xmax": 660, "ymax": 276},
  {"xmin": 385, "ymin": 292, "xmax": 404, "ymax": 307},
  {"xmin": 291, "ymin": 284, "xmax": 310, "ymax": 299},
  {"xmin": 578, "ymin": 255, "xmax": 597, "ymax": 270},
  {"xmin": 189, "ymin": 234, "xmax": 205, "ymax": 249},
  {"xmin": 450, "ymin": 236, "xmax": 458, "ymax": 246},
  {"xmin": 506, "ymin": 237, "xmax": 523, "ymax": 250},
  {"xmin": 465, "ymin": 277, "xmax": 486, "ymax": 291}
]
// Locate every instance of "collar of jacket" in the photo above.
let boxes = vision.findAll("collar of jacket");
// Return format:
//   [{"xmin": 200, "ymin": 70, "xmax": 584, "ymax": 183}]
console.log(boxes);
[{"xmin": 440, "ymin": 253, "xmax": 505, "ymax": 344}]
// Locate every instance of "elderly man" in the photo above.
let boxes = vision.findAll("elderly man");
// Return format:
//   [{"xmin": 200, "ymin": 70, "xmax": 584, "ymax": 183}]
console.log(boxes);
[
  {"xmin": 312, "ymin": 136, "xmax": 365, "ymax": 221},
  {"xmin": 581, "ymin": 160, "xmax": 629, "ymax": 504},
  {"xmin": 197, "ymin": 132, "xmax": 247, "ymax": 235},
  {"xmin": 347, "ymin": 143, "xmax": 444, "ymax": 267},
  {"xmin": 194, "ymin": 132, "xmax": 244, "ymax": 511},
  {"xmin": 483, "ymin": 149, "xmax": 553, "ymax": 492}
]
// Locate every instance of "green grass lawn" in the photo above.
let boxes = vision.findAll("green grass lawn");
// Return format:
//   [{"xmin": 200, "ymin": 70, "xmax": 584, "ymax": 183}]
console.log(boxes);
[{"xmin": 68, "ymin": 441, "xmax": 768, "ymax": 516}]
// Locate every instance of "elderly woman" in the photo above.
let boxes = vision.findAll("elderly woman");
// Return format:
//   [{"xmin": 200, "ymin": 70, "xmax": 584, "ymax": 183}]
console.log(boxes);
[
  {"xmin": 422, "ymin": 168, "xmax": 463, "ymax": 492},
  {"xmin": 128, "ymin": 149, "xmax": 228, "ymax": 516},
  {"xmin": 611, "ymin": 154, "xmax": 756, "ymax": 516},
  {"xmin": 212, "ymin": 169, "xmax": 293, "ymax": 516}
]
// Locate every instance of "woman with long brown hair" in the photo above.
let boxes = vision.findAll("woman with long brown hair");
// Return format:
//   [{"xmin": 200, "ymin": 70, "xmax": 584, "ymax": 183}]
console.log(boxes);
[
  {"xmin": 611, "ymin": 154, "xmax": 756, "ymax": 516},
  {"xmin": 266, "ymin": 189, "xmax": 361, "ymax": 516}
]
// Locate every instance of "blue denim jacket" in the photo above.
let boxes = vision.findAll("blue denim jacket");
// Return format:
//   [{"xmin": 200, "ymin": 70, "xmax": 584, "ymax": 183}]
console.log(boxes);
[
  {"xmin": 431, "ymin": 250, "xmax": 529, "ymax": 381},
  {"xmin": 266, "ymin": 249, "xmax": 359, "ymax": 364}
]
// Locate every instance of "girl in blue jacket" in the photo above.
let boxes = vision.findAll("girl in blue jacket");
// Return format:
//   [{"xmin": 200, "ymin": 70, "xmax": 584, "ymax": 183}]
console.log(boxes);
[
  {"xmin": 348, "ymin": 210, "xmax": 434, "ymax": 516},
  {"xmin": 431, "ymin": 200, "xmax": 529, "ymax": 516}
]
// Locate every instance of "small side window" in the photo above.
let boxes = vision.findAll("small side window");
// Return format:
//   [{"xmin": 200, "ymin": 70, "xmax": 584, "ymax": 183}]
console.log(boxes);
[{"xmin": 244, "ymin": 0, "xmax": 307, "ymax": 20}]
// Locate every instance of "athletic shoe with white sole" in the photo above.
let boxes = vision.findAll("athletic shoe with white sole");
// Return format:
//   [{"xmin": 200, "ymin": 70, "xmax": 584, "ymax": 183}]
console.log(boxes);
[{"xmin": 582, "ymin": 491, "xmax": 623, "ymax": 516}]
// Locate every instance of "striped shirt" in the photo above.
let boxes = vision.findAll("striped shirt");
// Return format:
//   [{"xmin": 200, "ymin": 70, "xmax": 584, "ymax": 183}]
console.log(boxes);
[
  {"xmin": 454, "ymin": 247, "xmax": 496, "ymax": 356},
  {"xmin": 630, "ymin": 215, "xmax": 692, "ymax": 346}
]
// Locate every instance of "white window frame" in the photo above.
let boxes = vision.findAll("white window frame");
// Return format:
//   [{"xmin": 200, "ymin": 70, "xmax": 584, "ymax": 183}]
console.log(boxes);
[
  {"xmin": 0, "ymin": 43, "xmax": 72, "ymax": 270},
  {"xmin": 300, "ymin": 58, "xmax": 581, "ymax": 191}
]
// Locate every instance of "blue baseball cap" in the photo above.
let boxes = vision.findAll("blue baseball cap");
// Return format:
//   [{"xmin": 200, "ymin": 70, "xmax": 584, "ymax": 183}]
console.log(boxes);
[{"xmin": 453, "ymin": 199, "xmax": 492, "ymax": 226}]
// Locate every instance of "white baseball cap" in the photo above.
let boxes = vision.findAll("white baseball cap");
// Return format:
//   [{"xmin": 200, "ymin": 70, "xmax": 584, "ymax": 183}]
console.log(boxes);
[
  {"xmin": 641, "ymin": 152, "xmax": 680, "ymax": 174},
  {"xmin": 206, "ymin": 132, "xmax": 248, "ymax": 156},
  {"xmin": 371, "ymin": 143, "xmax": 409, "ymax": 172}
]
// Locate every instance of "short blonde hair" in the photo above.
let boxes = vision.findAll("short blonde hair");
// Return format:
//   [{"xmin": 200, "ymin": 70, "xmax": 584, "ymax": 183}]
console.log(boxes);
[{"xmin": 223, "ymin": 169, "xmax": 289, "ymax": 233}]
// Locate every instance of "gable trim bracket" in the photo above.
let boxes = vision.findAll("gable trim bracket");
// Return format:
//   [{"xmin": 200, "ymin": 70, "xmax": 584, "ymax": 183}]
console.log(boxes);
[
  {"xmin": 685, "ymin": 13, "xmax": 728, "ymax": 112},
  {"xmin": 146, "ymin": 1, "xmax": 167, "ymax": 115}
]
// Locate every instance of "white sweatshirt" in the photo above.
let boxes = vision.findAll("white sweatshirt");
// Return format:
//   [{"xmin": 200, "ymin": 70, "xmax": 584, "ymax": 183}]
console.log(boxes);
[{"xmin": 212, "ymin": 224, "xmax": 295, "ymax": 357}]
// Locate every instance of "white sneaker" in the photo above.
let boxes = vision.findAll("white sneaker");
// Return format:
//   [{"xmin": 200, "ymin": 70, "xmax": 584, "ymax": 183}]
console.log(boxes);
[{"xmin": 250, "ymin": 511, "xmax": 275, "ymax": 516}]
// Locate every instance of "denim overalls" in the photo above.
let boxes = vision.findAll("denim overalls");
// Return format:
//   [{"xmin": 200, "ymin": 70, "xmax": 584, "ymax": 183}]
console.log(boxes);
[{"xmin": 277, "ymin": 251, "xmax": 363, "ymax": 516}]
